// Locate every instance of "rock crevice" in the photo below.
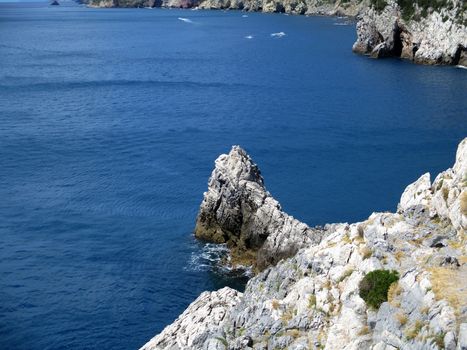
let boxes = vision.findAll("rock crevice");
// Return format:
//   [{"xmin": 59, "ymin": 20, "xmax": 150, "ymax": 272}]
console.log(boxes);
[
  {"xmin": 353, "ymin": 0, "xmax": 467, "ymax": 65},
  {"xmin": 142, "ymin": 137, "xmax": 466, "ymax": 350},
  {"xmin": 194, "ymin": 146, "xmax": 323, "ymax": 271},
  {"xmin": 84, "ymin": 0, "xmax": 467, "ymax": 66}
]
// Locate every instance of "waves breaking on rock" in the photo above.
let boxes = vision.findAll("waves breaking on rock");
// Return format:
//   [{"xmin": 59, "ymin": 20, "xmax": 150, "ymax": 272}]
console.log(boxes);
[
  {"xmin": 194, "ymin": 145, "xmax": 324, "ymax": 272},
  {"xmin": 142, "ymin": 138, "xmax": 467, "ymax": 350},
  {"xmin": 186, "ymin": 243, "xmax": 254, "ymax": 277}
]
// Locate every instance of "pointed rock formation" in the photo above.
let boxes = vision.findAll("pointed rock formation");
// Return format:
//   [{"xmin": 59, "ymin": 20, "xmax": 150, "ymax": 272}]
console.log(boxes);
[
  {"xmin": 194, "ymin": 146, "xmax": 324, "ymax": 271},
  {"xmin": 143, "ymin": 138, "xmax": 466, "ymax": 350}
]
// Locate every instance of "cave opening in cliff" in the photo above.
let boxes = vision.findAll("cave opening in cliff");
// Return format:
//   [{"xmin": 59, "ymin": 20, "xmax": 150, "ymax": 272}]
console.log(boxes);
[
  {"xmin": 393, "ymin": 26, "xmax": 403, "ymax": 57},
  {"xmin": 452, "ymin": 45, "xmax": 466, "ymax": 65}
]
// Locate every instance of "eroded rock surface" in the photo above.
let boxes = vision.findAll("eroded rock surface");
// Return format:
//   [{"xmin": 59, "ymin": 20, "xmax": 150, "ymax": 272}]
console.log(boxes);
[
  {"xmin": 140, "ymin": 287, "xmax": 242, "ymax": 350},
  {"xmin": 195, "ymin": 146, "xmax": 323, "ymax": 271},
  {"xmin": 143, "ymin": 137, "xmax": 466, "ymax": 350},
  {"xmin": 86, "ymin": 0, "xmax": 367, "ymax": 16},
  {"xmin": 84, "ymin": 0, "xmax": 466, "ymax": 66},
  {"xmin": 353, "ymin": 0, "xmax": 467, "ymax": 65}
]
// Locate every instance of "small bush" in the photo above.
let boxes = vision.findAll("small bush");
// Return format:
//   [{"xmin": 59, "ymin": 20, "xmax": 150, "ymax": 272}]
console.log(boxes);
[
  {"xmin": 387, "ymin": 282, "xmax": 402, "ymax": 306},
  {"xmin": 308, "ymin": 294, "xmax": 317, "ymax": 309},
  {"xmin": 405, "ymin": 320, "xmax": 424, "ymax": 340},
  {"xmin": 432, "ymin": 332, "xmax": 446, "ymax": 348},
  {"xmin": 280, "ymin": 308, "xmax": 294, "ymax": 323},
  {"xmin": 371, "ymin": 0, "xmax": 388, "ymax": 12},
  {"xmin": 360, "ymin": 246, "xmax": 373, "ymax": 259},
  {"xmin": 288, "ymin": 329, "xmax": 300, "ymax": 338},
  {"xmin": 357, "ymin": 326, "xmax": 371, "ymax": 336},
  {"xmin": 394, "ymin": 251, "xmax": 405, "ymax": 262},
  {"xmin": 359, "ymin": 270, "xmax": 400, "ymax": 309},
  {"xmin": 395, "ymin": 312, "xmax": 408, "ymax": 325},
  {"xmin": 420, "ymin": 305, "xmax": 429, "ymax": 315},
  {"xmin": 397, "ymin": 0, "xmax": 453, "ymax": 21},
  {"xmin": 214, "ymin": 336, "xmax": 228, "ymax": 348}
]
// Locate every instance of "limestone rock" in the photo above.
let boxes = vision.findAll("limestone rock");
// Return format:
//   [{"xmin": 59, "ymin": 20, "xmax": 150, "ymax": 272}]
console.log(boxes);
[
  {"xmin": 353, "ymin": 0, "xmax": 467, "ymax": 65},
  {"xmin": 398, "ymin": 138, "xmax": 467, "ymax": 235},
  {"xmin": 144, "ymin": 137, "xmax": 466, "ymax": 350},
  {"xmin": 194, "ymin": 146, "xmax": 323, "ymax": 271},
  {"xmin": 398, "ymin": 173, "xmax": 432, "ymax": 211},
  {"xmin": 459, "ymin": 323, "xmax": 467, "ymax": 350},
  {"xmin": 140, "ymin": 287, "xmax": 241, "ymax": 350}
]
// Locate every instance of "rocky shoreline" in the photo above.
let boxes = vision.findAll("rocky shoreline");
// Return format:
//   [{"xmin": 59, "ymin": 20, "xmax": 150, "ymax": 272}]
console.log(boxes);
[
  {"xmin": 83, "ymin": 0, "xmax": 467, "ymax": 66},
  {"xmin": 141, "ymin": 138, "xmax": 466, "ymax": 350},
  {"xmin": 353, "ymin": 0, "xmax": 467, "ymax": 65},
  {"xmin": 194, "ymin": 146, "xmax": 324, "ymax": 272}
]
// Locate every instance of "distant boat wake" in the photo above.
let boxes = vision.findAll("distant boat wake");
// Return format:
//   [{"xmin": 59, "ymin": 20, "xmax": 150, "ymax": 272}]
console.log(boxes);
[
  {"xmin": 178, "ymin": 17, "xmax": 194, "ymax": 23},
  {"xmin": 271, "ymin": 32, "xmax": 286, "ymax": 38}
]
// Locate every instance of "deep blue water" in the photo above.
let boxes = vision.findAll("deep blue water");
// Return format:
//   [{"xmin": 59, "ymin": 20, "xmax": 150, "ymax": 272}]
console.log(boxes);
[{"xmin": 0, "ymin": 2, "xmax": 466, "ymax": 349}]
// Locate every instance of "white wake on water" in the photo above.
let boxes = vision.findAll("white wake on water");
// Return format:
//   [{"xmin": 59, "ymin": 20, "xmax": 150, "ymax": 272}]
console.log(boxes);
[
  {"xmin": 271, "ymin": 32, "xmax": 286, "ymax": 38},
  {"xmin": 185, "ymin": 243, "xmax": 229, "ymax": 272},
  {"xmin": 185, "ymin": 243, "xmax": 253, "ymax": 277},
  {"xmin": 178, "ymin": 17, "xmax": 193, "ymax": 23}
]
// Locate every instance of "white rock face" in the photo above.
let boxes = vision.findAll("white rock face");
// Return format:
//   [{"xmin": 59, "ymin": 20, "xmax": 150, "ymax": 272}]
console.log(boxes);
[
  {"xmin": 398, "ymin": 137, "xmax": 467, "ymax": 235},
  {"xmin": 197, "ymin": 0, "xmax": 367, "ymax": 16},
  {"xmin": 353, "ymin": 0, "xmax": 467, "ymax": 65},
  {"xmin": 88, "ymin": 0, "xmax": 465, "ymax": 66},
  {"xmin": 144, "ymin": 138, "xmax": 467, "ymax": 350},
  {"xmin": 194, "ymin": 146, "xmax": 323, "ymax": 270},
  {"xmin": 140, "ymin": 287, "xmax": 242, "ymax": 350},
  {"xmin": 398, "ymin": 172, "xmax": 432, "ymax": 211}
]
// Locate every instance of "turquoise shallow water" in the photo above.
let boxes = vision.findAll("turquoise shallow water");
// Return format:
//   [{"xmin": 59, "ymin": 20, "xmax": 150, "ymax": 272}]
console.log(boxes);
[{"xmin": 0, "ymin": 2, "xmax": 466, "ymax": 349}]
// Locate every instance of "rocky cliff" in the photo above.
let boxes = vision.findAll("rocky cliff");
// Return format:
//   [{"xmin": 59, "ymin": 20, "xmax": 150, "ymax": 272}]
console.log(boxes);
[
  {"xmin": 194, "ymin": 146, "xmax": 324, "ymax": 271},
  {"xmin": 353, "ymin": 0, "xmax": 467, "ymax": 65},
  {"xmin": 83, "ymin": 0, "xmax": 467, "ymax": 66},
  {"xmin": 85, "ymin": 0, "xmax": 368, "ymax": 16},
  {"xmin": 141, "ymin": 137, "xmax": 467, "ymax": 350}
]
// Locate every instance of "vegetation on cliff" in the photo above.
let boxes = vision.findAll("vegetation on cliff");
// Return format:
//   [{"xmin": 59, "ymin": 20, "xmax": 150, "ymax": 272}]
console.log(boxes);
[{"xmin": 358, "ymin": 269, "xmax": 399, "ymax": 309}]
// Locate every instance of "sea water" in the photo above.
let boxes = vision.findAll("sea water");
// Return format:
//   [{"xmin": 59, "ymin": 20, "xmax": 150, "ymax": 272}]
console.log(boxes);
[{"xmin": 0, "ymin": 3, "xmax": 466, "ymax": 349}]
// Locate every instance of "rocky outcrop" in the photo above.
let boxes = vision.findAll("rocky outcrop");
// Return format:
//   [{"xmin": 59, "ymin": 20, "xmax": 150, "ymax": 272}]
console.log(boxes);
[
  {"xmin": 353, "ymin": 0, "xmax": 467, "ymax": 65},
  {"xmin": 84, "ymin": 0, "xmax": 466, "ymax": 66},
  {"xmin": 194, "ymin": 146, "xmax": 323, "ymax": 271},
  {"xmin": 85, "ymin": 0, "xmax": 367, "ymax": 16},
  {"xmin": 140, "ymin": 287, "xmax": 242, "ymax": 350},
  {"xmin": 197, "ymin": 0, "xmax": 368, "ymax": 16},
  {"xmin": 398, "ymin": 138, "xmax": 467, "ymax": 234},
  {"xmin": 86, "ymin": 0, "xmax": 198, "ymax": 8},
  {"xmin": 142, "ymin": 137, "xmax": 467, "ymax": 350}
]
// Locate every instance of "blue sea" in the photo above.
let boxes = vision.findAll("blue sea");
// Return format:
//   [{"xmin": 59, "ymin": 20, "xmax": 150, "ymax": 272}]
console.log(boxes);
[{"xmin": 0, "ymin": 2, "xmax": 466, "ymax": 349}]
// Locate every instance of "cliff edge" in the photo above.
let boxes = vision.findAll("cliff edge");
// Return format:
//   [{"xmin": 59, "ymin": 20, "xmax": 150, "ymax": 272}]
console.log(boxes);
[
  {"xmin": 353, "ymin": 0, "xmax": 467, "ymax": 65},
  {"xmin": 194, "ymin": 146, "xmax": 323, "ymax": 271},
  {"xmin": 142, "ymin": 137, "xmax": 466, "ymax": 350},
  {"xmin": 83, "ymin": 0, "xmax": 467, "ymax": 66}
]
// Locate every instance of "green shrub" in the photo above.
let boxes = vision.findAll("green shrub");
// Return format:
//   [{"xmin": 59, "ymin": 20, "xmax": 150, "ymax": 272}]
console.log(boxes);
[
  {"xmin": 397, "ymin": 0, "xmax": 453, "ymax": 20},
  {"xmin": 359, "ymin": 270, "xmax": 399, "ymax": 309},
  {"xmin": 370, "ymin": 0, "xmax": 388, "ymax": 12},
  {"xmin": 397, "ymin": 0, "xmax": 415, "ymax": 20}
]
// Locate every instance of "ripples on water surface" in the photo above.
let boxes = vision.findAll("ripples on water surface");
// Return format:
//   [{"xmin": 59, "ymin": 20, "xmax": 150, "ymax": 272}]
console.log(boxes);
[{"xmin": 0, "ymin": 2, "xmax": 466, "ymax": 349}]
